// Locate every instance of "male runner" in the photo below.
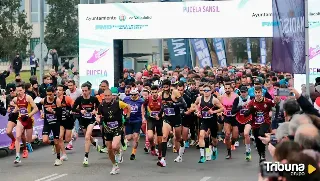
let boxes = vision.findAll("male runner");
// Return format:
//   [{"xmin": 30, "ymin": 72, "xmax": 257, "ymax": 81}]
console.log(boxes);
[
  {"xmin": 156, "ymin": 79, "xmax": 186, "ymax": 167},
  {"xmin": 56, "ymin": 84, "xmax": 74, "ymax": 161},
  {"xmin": 221, "ymin": 82, "xmax": 238, "ymax": 159},
  {"xmin": 96, "ymin": 89, "xmax": 131, "ymax": 175},
  {"xmin": 145, "ymin": 85, "xmax": 162, "ymax": 157},
  {"xmin": 12, "ymin": 84, "xmax": 39, "ymax": 164},
  {"xmin": 244, "ymin": 85, "xmax": 276, "ymax": 163},
  {"xmin": 231, "ymin": 86, "xmax": 252, "ymax": 161},
  {"xmin": 72, "ymin": 82, "xmax": 101, "ymax": 166},
  {"xmin": 176, "ymin": 82, "xmax": 194, "ymax": 161},
  {"xmin": 195, "ymin": 84, "xmax": 224, "ymax": 163},
  {"xmin": 96, "ymin": 80, "xmax": 109, "ymax": 153},
  {"xmin": 123, "ymin": 89, "xmax": 144, "ymax": 160},
  {"xmin": 40, "ymin": 86, "xmax": 63, "ymax": 166}
]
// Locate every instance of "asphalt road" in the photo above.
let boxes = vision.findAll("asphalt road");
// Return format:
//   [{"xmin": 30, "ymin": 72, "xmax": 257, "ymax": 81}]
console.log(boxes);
[{"xmin": 0, "ymin": 137, "xmax": 266, "ymax": 181}]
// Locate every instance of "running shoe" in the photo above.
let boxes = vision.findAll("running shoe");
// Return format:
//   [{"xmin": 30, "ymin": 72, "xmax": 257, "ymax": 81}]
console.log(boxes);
[
  {"xmin": 65, "ymin": 144, "xmax": 73, "ymax": 150},
  {"xmin": 14, "ymin": 156, "xmax": 21, "ymax": 164},
  {"xmin": 234, "ymin": 141, "xmax": 240, "ymax": 147},
  {"xmin": 83, "ymin": 157, "xmax": 89, "ymax": 166},
  {"xmin": 157, "ymin": 158, "xmax": 166, "ymax": 167},
  {"xmin": 167, "ymin": 139, "xmax": 172, "ymax": 148},
  {"xmin": 190, "ymin": 140, "xmax": 196, "ymax": 146},
  {"xmin": 211, "ymin": 149, "xmax": 218, "ymax": 160},
  {"xmin": 100, "ymin": 147, "xmax": 108, "ymax": 153},
  {"xmin": 9, "ymin": 141, "xmax": 15, "ymax": 150},
  {"xmin": 173, "ymin": 147, "xmax": 177, "ymax": 153},
  {"xmin": 26, "ymin": 143, "xmax": 33, "ymax": 152},
  {"xmin": 60, "ymin": 154, "xmax": 68, "ymax": 161},
  {"xmin": 259, "ymin": 153, "xmax": 266, "ymax": 163},
  {"xmin": 126, "ymin": 139, "xmax": 130, "ymax": 147},
  {"xmin": 54, "ymin": 159, "xmax": 62, "ymax": 166},
  {"xmin": 150, "ymin": 149, "xmax": 157, "ymax": 156},
  {"xmin": 174, "ymin": 155, "xmax": 183, "ymax": 162},
  {"xmin": 52, "ymin": 145, "xmax": 56, "ymax": 155},
  {"xmin": 121, "ymin": 141, "xmax": 127, "ymax": 151},
  {"xmin": 245, "ymin": 152, "xmax": 251, "ymax": 161},
  {"xmin": 94, "ymin": 139, "xmax": 101, "ymax": 152},
  {"xmin": 184, "ymin": 141, "xmax": 190, "ymax": 148},
  {"xmin": 118, "ymin": 151, "xmax": 124, "ymax": 163},
  {"xmin": 217, "ymin": 135, "xmax": 223, "ymax": 142},
  {"xmin": 225, "ymin": 154, "xmax": 231, "ymax": 159},
  {"xmin": 110, "ymin": 164, "xmax": 120, "ymax": 175},
  {"xmin": 22, "ymin": 149, "xmax": 28, "ymax": 158},
  {"xmin": 198, "ymin": 156, "xmax": 206, "ymax": 163},
  {"xmin": 144, "ymin": 147, "xmax": 149, "ymax": 154},
  {"xmin": 130, "ymin": 154, "xmax": 135, "ymax": 160}
]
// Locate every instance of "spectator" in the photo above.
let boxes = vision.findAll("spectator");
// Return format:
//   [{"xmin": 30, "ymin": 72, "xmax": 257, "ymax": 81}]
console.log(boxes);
[
  {"xmin": 0, "ymin": 70, "xmax": 10, "ymax": 89},
  {"xmin": 273, "ymin": 141, "xmax": 301, "ymax": 161},
  {"xmin": 65, "ymin": 79, "xmax": 82, "ymax": 100},
  {"xmin": 288, "ymin": 114, "xmax": 312, "ymax": 136},
  {"xmin": 12, "ymin": 53, "xmax": 22, "ymax": 76},
  {"xmin": 118, "ymin": 79, "xmax": 125, "ymax": 93},
  {"xmin": 38, "ymin": 74, "xmax": 52, "ymax": 98},
  {"xmin": 30, "ymin": 53, "xmax": 38, "ymax": 76},
  {"xmin": 25, "ymin": 82, "xmax": 36, "ymax": 99},
  {"xmin": 49, "ymin": 69, "xmax": 57, "ymax": 88},
  {"xmin": 12, "ymin": 74, "xmax": 25, "ymax": 87},
  {"xmin": 294, "ymin": 124, "xmax": 320, "ymax": 151},
  {"xmin": 31, "ymin": 81, "xmax": 39, "ymax": 97},
  {"xmin": 52, "ymin": 49, "xmax": 59, "ymax": 72}
]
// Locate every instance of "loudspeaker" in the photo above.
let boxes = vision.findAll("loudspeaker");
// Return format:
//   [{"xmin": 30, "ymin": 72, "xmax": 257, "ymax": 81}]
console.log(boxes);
[{"xmin": 113, "ymin": 40, "xmax": 123, "ymax": 87}]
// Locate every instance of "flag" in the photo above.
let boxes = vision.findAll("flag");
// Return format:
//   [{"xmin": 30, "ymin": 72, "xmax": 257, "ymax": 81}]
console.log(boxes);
[{"xmin": 190, "ymin": 39, "xmax": 213, "ymax": 68}]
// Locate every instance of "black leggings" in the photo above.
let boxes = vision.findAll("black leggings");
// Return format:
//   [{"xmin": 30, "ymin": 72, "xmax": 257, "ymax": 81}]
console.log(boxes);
[{"xmin": 252, "ymin": 128, "xmax": 266, "ymax": 156}]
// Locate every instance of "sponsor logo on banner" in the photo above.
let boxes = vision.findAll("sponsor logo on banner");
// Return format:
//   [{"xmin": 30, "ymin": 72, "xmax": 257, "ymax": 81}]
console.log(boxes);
[
  {"xmin": 262, "ymin": 21, "xmax": 280, "ymax": 27},
  {"xmin": 252, "ymin": 12, "xmax": 273, "ymax": 18},
  {"xmin": 95, "ymin": 24, "xmax": 148, "ymax": 30},
  {"xmin": 310, "ymin": 46, "xmax": 320, "ymax": 60},
  {"xmin": 86, "ymin": 69, "xmax": 108, "ymax": 76},
  {"xmin": 119, "ymin": 14, "xmax": 126, "ymax": 21},
  {"xmin": 310, "ymin": 12, "xmax": 320, "ymax": 16},
  {"xmin": 118, "ymin": 15, "xmax": 152, "ymax": 21},
  {"xmin": 190, "ymin": 39, "xmax": 212, "ymax": 68},
  {"xmin": 183, "ymin": 6, "xmax": 220, "ymax": 13},
  {"xmin": 87, "ymin": 49, "xmax": 109, "ymax": 63},
  {"xmin": 86, "ymin": 16, "xmax": 116, "ymax": 21}
]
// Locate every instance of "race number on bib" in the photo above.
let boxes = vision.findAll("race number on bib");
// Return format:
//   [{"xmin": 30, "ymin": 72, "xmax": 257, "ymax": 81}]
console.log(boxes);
[
  {"xmin": 20, "ymin": 108, "xmax": 28, "ymax": 115},
  {"xmin": 46, "ymin": 114, "xmax": 57, "ymax": 122},
  {"xmin": 83, "ymin": 112, "xmax": 92, "ymax": 119},
  {"xmin": 131, "ymin": 105, "xmax": 138, "ymax": 113},
  {"xmin": 164, "ymin": 108, "xmax": 175, "ymax": 116},
  {"xmin": 240, "ymin": 109, "xmax": 248, "ymax": 115},
  {"xmin": 107, "ymin": 121, "xmax": 119, "ymax": 129},
  {"xmin": 255, "ymin": 112, "xmax": 265, "ymax": 124},
  {"xmin": 150, "ymin": 111, "xmax": 159, "ymax": 118},
  {"xmin": 202, "ymin": 111, "xmax": 212, "ymax": 119}
]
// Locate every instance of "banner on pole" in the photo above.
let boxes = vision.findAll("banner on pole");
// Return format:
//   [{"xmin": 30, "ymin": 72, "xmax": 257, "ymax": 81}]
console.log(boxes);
[
  {"xmin": 260, "ymin": 38, "xmax": 267, "ymax": 65},
  {"xmin": 213, "ymin": 38, "xmax": 227, "ymax": 67},
  {"xmin": 190, "ymin": 39, "xmax": 213, "ymax": 68},
  {"xmin": 246, "ymin": 38, "xmax": 252, "ymax": 63},
  {"xmin": 167, "ymin": 39, "xmax": 192, "ymax": 69},
  {"xmin": 271, "ymin": 0, "xmax": 305, "ymax": 74}
]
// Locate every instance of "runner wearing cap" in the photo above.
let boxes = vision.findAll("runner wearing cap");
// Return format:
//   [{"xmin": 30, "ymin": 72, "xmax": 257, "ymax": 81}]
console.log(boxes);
[
  {"xmin": 123, "ymin": 89, "xmax": 144, "ymax": 160},
  {"xmin": 231, "ymin": 86, "xmax": 252, "ymax": 161}
]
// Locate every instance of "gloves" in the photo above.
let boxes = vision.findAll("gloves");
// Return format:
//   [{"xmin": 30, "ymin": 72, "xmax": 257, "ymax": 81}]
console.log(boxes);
[{"xmin": 21, "ymin": 115, "xmax": 29, "ymax": 122}]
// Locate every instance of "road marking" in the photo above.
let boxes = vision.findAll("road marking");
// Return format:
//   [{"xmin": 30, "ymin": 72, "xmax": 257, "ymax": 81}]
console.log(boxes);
[
  {"xmin": 44, "ymin": 174, "xmax": 68, "ymax": 181},
  {"xmin": 200, "ymin": 177, "xmax": 211, "ymax": 181},
  {"xmin": 35, "ymin": 174, "xmax": 58, "ymax": 181}
]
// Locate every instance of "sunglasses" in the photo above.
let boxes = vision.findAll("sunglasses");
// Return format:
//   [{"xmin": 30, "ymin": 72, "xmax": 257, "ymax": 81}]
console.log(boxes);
[
  {"xmin": 130, "ymin": 94, "xmax": 138, "ymax": 96},
  {"xmin": 10, "ymin": 89, "xmax": 15, "ymax": 92},
  {"xmin": 203, "ymin": 90, "xmax": 211, "ymax": 92},
  {"xmin": 240, "ymin": 91, "xmax": 247, "ymax": 93}
]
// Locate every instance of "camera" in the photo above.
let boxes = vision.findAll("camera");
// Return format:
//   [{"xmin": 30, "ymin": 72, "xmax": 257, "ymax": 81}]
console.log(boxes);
[{"xmin": 275, "ymin": 88, "xmax": 294, "ymax": 97}]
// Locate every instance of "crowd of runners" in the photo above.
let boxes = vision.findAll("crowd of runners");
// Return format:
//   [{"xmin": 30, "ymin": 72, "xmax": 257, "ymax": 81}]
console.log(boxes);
[{"xmin": 2, "ymin": 63, "xmax": 320, "ymax": 178}]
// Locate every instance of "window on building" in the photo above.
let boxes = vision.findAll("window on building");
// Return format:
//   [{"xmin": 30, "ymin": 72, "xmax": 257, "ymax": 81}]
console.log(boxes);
[
  {"xmin": 19, "ymin": 0, "xmax": 25, "ymax": 12},
  {"xmin": 30, "ymin": 38, "xmax": 40, "ymax": 52},
  {"xmin": 31, "ymin": 0, "xmax": 49, "ymax": 22}
]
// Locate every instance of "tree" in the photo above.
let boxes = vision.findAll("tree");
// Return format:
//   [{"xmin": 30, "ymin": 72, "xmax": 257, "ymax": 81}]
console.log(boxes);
[
  {"xmin": 45, "ymin": 0, "xmax": 78, "ymax": 56},
  {"xmin": 0, "ymin": 0, "xmax": 33, "ymax": 61}
]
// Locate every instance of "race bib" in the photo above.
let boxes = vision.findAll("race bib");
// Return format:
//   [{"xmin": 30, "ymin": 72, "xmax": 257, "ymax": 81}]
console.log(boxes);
[
  {"xmin": 9, "ymin": 106, "xmax": 15, "ymax": 113},
  {"xmin": 46, "ymin": 114, "xmax": 57, "ymax": 122},
  {"xmin": 240, "ymin": 109, "xmax": 248, "ymax": 115},
  {"xmin": 202, "ymin": 111, "xmax": 212, "ymax": 119},
  {"xmin": 19, "ymin": 108, "xmax": 27, "ymax": 115},
  {"xmin": 180, "ymin": 109, "xmax": 184, "ymax": 114},
  {"xmin": 150, "ymin": 111, "xmax": 159, "ymax": 118},
  {"xmin": 225, "ymin": 110, "xmax": 232, "ymax": 117},
  {"xmin": 83, "ymin": 112, "xmax": 92, "ymax": 119},
  {"xmin": 107, "ymin": 121, "xmax": 119, "ymax": 129},
  {"xmin": 255, "ymin": 111, "xmax": 265, "ymax": 124},
  {"xmin": 131, "ymin": 105, "xmax": 138, "ymax": 113},
  {"xmin": 164, "ymin": 108, "xmax": 175, "ymax": 116}
]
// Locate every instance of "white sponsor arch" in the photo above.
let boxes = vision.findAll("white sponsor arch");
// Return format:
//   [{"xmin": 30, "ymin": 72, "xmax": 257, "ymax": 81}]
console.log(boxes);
[{"xmin": 78, "ymin": 0, "xmax": 274, "ymax": 89}]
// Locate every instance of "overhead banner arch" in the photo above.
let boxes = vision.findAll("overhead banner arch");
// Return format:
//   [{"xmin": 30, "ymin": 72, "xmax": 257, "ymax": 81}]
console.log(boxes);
[{"xmin": 78, "ymin": 0, "xmax": 274, "ymax": 88}]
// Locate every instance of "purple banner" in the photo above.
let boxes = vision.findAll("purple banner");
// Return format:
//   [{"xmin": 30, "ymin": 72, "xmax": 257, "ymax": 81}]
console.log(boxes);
[
  {"xmin": 0, "ymin": 112, "xmax": 43, "ymax": 148},
  {"xmin": 271, "ymin": 0, "xmax": 305, "ymax": 74},
  {"xmin": 190, "ymin": 39, "xmax": 212, "ymax": 68}
]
